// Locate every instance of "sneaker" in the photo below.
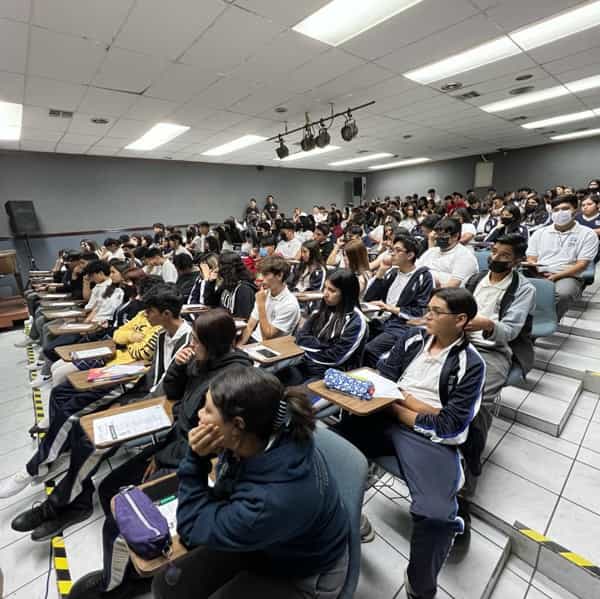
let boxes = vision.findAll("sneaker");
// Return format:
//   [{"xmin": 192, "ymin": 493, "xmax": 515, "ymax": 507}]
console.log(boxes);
[
  {"xmin": 0, "ymin": 470, "xmax": 34, "ymax": 498},
  {"xmin": 30, "ymin": 375, "xmax": 51, "ymax": 389},
  {"xmin": 13, "ymin": 337, "xmax": 32, "ymax": 348},
  {"xmin": 69, "ymin": 570, "xmax": 151, "ymax": 599},
  {"xmin": 26, "ymin": 362, "xmax": 44, "ymax": 371},
  {"xmin": 30, "ymin": 504, "xmax": 94, "ymax": 541},
  {"xmin": 360, "ymin": 514, "xmax": 375, "ymax": 543},
  {"xmin": 11, "ymin": 500, "xmax": 56, "ymax": 532}
]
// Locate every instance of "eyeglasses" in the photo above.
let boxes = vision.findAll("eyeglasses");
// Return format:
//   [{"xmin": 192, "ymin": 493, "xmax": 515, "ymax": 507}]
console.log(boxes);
[{"xmin": 425, "ymin": 307, "xmax": 458, "ymax": 317}]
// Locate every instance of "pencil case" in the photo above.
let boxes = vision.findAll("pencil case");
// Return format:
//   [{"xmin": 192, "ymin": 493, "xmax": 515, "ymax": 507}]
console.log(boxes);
[{"xmin": 324, "ymin": 368, "xmax": 374, "ymax": 401}]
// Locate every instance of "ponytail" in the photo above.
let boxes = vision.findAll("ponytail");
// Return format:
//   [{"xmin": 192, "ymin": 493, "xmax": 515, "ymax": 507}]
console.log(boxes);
[{"xmin": 281, "ymin": 388, "xmax": 315, "ymax": 442}]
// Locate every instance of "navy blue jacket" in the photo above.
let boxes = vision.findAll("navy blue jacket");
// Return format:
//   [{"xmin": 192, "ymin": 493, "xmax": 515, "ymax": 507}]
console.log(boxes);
[
  {"xmin": 364, "ymin": 266, "xmax": 433, "ymax": 332},
  {"xmin": 378, "ymin": 327, "xmax": 485, "ymax": 445},
  {"xmin": 176, "ymin": 434, "xmax": 349, "ymax": 577},
  {"xmin": 289, "ymin": 264, "xmax": 326, "ymax": 293}
]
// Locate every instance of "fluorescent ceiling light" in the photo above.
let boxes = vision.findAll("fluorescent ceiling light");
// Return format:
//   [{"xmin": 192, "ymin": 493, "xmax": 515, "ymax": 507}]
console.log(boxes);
[
  {"xmin": 550, "ymin": 127, "xmax": 600, "ymax": 141},
  {"xmin": 293, "ymin": 0, "xmax": 425, "ymax": 46},
  {"xmin": 274, "ymin": 146, "xmax": 340, "ymax": 162},
  {"xmin": 0, "ymin": 101, "xmax": 22, "ymax": 141},
  {"xmin": 368, "ymin": 157, "xmax": 430, "ymax": 170},
  {"xmin": 480, "ymin": 86, "xmax": 570, "ymax": 113},
  {"xmin": 403, "ymin": 36, "xmax": 521, "ymax": 85},
  {"xmin": 510, "ymin": 1, "xmax": 600, "ymax": 51},
  {"xmin": 522, "ymin": 109, "xmax": 600, "ymax": 129},
  {"xmin": 566, "ymin": 74, "xmax": 600, "ymax": 93},
  {"xmin": 329, "ymin": 152, "xmax": 394, "ymax": 166},
  {"xmin": 202, "ymin": 134, "xmax": 266, "ymax": 156},
  {"xmin": 126, "ymin": 123, "xmax": 190, "ymax": 151}
]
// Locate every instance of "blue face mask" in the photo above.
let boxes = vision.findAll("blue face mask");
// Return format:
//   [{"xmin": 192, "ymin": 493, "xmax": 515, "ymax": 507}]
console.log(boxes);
[{"xmin": 259, "ymin": 247, "xmax": 268, "ymax": 257}]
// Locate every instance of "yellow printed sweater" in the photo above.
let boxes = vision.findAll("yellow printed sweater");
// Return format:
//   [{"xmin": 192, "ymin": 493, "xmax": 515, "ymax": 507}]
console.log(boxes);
[{"xmin": 108, "ymin": 310, "xmax": 162, "ymax": 365}]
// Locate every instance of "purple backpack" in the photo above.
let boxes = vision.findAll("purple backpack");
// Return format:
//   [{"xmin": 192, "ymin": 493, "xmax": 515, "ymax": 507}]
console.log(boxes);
[{"xmin": 114, "ymin": 486, "xmax": 171, "ymax": 559}]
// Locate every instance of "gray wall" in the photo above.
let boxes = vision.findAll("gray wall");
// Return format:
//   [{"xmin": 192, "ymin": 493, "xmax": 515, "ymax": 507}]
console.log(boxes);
[
  {"xmin": 365, "ymin": 137, "xmax": 600, "ymax": 198},
  {"xmin": 0, "ymin": 150, "xmax": 357, "ymax": 237}
]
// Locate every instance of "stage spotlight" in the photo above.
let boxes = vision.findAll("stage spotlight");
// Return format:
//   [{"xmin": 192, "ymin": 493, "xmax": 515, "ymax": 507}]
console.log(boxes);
[
  {"xmin": 300, "ymin": 126, "xmax": 316, "ymax": 151},
  {"xmin": 341, "ymin": 112, "xmax": 358, "ymax": 142},
  {"xmin": 275, "ymin": 136, "xmax": 289, "ymax": 159},
  {"xmin": 315, "ymin": 121, "xmax": 331, "ymax": 148}
]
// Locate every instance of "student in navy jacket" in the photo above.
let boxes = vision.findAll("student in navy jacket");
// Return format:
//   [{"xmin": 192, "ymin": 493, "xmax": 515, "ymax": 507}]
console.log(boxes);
[
  {"xmin": 153, "ymin": 366, "xmax": 349, "ymax": 599},
  {"xmin": 363, "ymin": 234, "xmax": 433, "ymax": 367},
  {"xmin": 293, "ymin": 269, "xmax": 368, "ymax": 382},
  {"xmin": 288, "ymin": 240, "xmax": 327, "ymax": 293},
  {"xmin": 337, "ymin": 288, "xmax": 485, "ymax": 599}
]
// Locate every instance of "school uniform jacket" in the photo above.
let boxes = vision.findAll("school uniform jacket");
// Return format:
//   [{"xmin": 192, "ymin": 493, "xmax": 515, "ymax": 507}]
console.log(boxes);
[
  {"xmin": 203, "ymin": 280, "xmax": 257, "ymax": 319},
  {"xmin": 289, "ymin": 265, "xmax": 327, "ymax": 293},
  {"xmin": 145, "ymin": 327, "xmax": 192, "ymax": 397},
  {"xmin": 364, "ymin": 266, "xmax": 433, "ymax": 332},
  {"xmin": 296, "ymin": 307, "xmax": 368, "ymax": 377},
  {"xmin": 378, "ymin": 327, "xmax": 485, "ymax": 446}
]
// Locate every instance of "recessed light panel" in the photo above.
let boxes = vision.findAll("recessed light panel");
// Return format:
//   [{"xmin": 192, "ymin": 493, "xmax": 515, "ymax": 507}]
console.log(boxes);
[
  {"xmin": 126, "ymin": 123, "xmax": 190, "ymax": 151},
  {"xmin": 202, "ymin": 135, "xmax": 266, "ymax": 156},
  {"xmin": 0, "ymin": 101, "xmax": 22, "ymax": 141}
]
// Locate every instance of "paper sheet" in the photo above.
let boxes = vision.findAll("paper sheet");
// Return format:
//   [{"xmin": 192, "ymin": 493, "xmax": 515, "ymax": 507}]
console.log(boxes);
[
  {"xmin": 71, "ymin": 346, "xmax": 113, "ymax": 360},
  {"xmin": 93, "ymin": 404, "xmax": 171, "ymax": 445},
  {"xmin": 44, "ymin": 302, "xmax": 77, "ymax": 307},
  {"xmin": 298, "ymin": 292, "xmax": 323, "ymax": 299},
  {"xmin": 361, "ymin": 302, "xmax": 381, "ymax": 313},
  {"xmin": 62, "ymin": 323, "xmax": 95, "ymax": 330},
  {"xmin": 348, "ymin": 368, "xmax": 403, "ymax": 400},
  {"xmin": 157, "ymin": 497, "xmax": 178, "ymax": 535}
]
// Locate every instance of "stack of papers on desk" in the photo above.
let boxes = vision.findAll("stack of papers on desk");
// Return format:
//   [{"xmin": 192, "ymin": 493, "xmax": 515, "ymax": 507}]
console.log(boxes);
[
  {"xmin": 71, "ymin": 346, "xmax": 113, "ymax": 360},
  {"xmin": 348, "ymin": 369, "xmax": 403, "ymax": 399},
  {"xmin": 92, "ymin": 404, "xmax": 171, "ymax": 445},
  {"xmin": 87, "ymin": 363, "xmax": 146, "ymax": 382}
]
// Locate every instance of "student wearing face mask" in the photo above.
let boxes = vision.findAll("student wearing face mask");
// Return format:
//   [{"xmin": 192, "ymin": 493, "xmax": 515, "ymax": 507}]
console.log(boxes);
[
  {"xmin": 416, "ymin": 218, "xmax": 479, "ymax": 288},
  {"xmin": 485, "ymin": 204, "xmax": 528, "ymax": 243},
  {"xmin": 258, "ymin": 235, "xmax": 276, "ymax": 259},
  {"xmin": 523, "ymin": 192, "xmax": 551, "ymax": 235},
  {"xmin": 526, "ymin": 195, "xmax": 599, "ymax": 320},
  {"xmin": 473, "ymin": 200, "xmax": 497, "ymax": 239},
  {"xmin": 276, "ymin": 221, "xmax": 302, "ymax": 259}
]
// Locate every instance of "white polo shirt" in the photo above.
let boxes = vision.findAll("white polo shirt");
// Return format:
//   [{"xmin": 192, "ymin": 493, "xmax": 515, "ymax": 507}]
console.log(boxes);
[
  {"xmin": 471, "ymin": 272, "xmax": 513, "ymax": 347},
  {"xmin": 385, "ymin": 268, "xmax": 414, "ymax": 306},
  {"xmin": 276, "ymin": 237, "xmax": 302, "ymax": 259},
  {"xmin": 250, "ymin": 286, "xmax": 301, "ymax": 342},
  {"xmin": 416, "ymin": 243, "xmax": 478, "ymax": 285},
  {"xmin": 526, "ymin": 222, "xmax": 599, "ymax": 273}
]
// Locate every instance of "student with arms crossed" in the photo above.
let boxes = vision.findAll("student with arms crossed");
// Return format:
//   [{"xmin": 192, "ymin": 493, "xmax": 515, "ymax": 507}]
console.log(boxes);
[
  {"xmin": 152, "ymin": 366, "xmax": 350, "ymax": 599},
  {"xmin": 337, "ymin": 288, "xmax": 485, "ymax": 599}
]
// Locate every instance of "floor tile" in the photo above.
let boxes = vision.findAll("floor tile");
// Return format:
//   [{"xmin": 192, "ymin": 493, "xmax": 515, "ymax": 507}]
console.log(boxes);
[
  {"xmin": 530, "ymin": 373, "xmax": 581, "ymax": 403},
  {"xmin": 517, "ymin": 393, "xmax": 571, "ymax": 435},
  {"xmin": 562, "ymin": 461, "xmax": 600, "ymax": 515},
  {"xmin": 509, "ymin": 423, "xmax": 578, "ymax": 459},
  {"xmin": 0, "ymin": 486, "xmax": 50, "ymax": 551},
  {"xmin": 0, "ymin": 428, "xmax": 37, "ymax": 457},
  {"xmin": 0, "ymin": 409, "xmax": 35, "ymax": 438},
  {"xmin": 0, "ymin": 444, "xmax": 40, "ymax": 479},
  {"xmin": 0, "ymin": 535, "xmax": 53, "ymax": 596},
  {"xmin": 488, "ymin": 433, "xmax": 573, "ymax": 494},
  {"xmin": 546, "ymin": 499, "xmax": 600, "ymax": 565},
  {"xmin": 576, "ymin": 447, "xmax": 600, "ymax": 471},
  {"xmin": 482, "ymin": 426, "xmax": 505, "ymax": 460},
  {"xmin": 63, "ymin": 515, "xmax": 104, "ymax": 582},
  {"xmin": 560, "ymin": 414, "xmax": 589, "ymax": 445},
  {"xmin": 582, "ymin": 420, "xmax": 600, "ymax": 452},
  {"xmin": 505, "ymin": 554, "xmax": 534, "ymax": 581},
  {"xmin": 571, "ymin": 391, "xmax": 599, "ymax": 420},
  {"xmin": 491, "ymin": 416, "xmax": 513, "ymax": 432},
  {"xmin": 364, "ymin": 491, "xmax": 411, "ymax": 558},
  {"xmin": 4, "ymin": 570, "xmax": 58, "ymax": 599},
  {"xmin": 498, "ymin": 386, "xmax": 529, "ymax": 410},
  {"xmin": 531, "ymin": 571, "xmax": 580, "ymax": 599},
  {"xmin": 489, "ymin": 567, "xmax": 528, "ymax": 599},
  {"xmin": 472, "ymin": 463, "xmax": 558, "ymax": 532}
]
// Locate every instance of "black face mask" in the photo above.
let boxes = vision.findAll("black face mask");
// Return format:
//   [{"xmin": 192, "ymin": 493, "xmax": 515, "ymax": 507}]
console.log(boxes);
[
  {"xmin": 524, "ymin": 205, "xmax": 536, "ymax": 214},
  {"xmin": 435, "ymin": 236, "xmax": 450, "ymax": 250},
  {"xmin": 488, "ymin": 258, "xmax": 512, "ymax": 273},
  {"xmin": 500, "ymin": 217, "xmax": 513, "ymax": 225}
]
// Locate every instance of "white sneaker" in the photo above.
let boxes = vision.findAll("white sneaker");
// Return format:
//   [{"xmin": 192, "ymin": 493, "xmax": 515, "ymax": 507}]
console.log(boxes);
[
  {"xmin": 0, "ymin": 470, "xmax": 34, "ymax": 498},
  {"xmin": 30, "ymin": 376, "xmax": 51, "ymax": 389},
  {"xmin": 26, "ymin": 362, "xmax": 44, "ymax": 371},
  {"xmin": 13, "ymin": 337, "xmax": 32, "ymax": 348}
]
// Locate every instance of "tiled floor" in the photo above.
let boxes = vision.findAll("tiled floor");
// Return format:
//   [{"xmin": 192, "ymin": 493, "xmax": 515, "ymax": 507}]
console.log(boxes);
[{"xmin": 1, "ymin": 299, "xmax": 599, "ymax": 599}]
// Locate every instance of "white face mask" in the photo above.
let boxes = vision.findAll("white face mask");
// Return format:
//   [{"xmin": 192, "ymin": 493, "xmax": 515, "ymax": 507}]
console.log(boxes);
[{"xmin": 552, "ymin": 209, "xmax": 573, "ymax": 227}]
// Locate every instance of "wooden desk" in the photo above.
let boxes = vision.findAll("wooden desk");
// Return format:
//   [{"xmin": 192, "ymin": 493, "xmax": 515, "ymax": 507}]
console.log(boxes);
[
  {"xmin": 29, "ymin": 270, "xmax": 52, "ymax": 276},
  {"xmin": 67, "ymin": 361, "xmax": 147, "ymax": 390},
  {"xmin": 80, "ymin": 395, "xmax": 172, "ymax": 448},
  {"xmin": 39, "ymin": 292, "xmax": 71, "ymax": 299},
  {"xmin": 56, "ymin": 340, "xmax": 117, "ymax": 362},
  {"xmin": 295, "ymin": 291, "xmax": 324, "ymax": 303},
  {"xmin": 242, "ymin": 335, "xmax": 304, "ymax": 365},
  {"xmin": 307, "ymin": 368, "xmax": 399, "ymax": 416},
  {"xmin": 48, "ymin": 321, "xmax": 99, "ymax": 336},
  {"xmin": 180, "ymin": 304, "xmax": 208, "ymax": 315},
  {"xmin": 42, "ymin": 308, "xmax": 86, "ymax": 319},
  {"xmin": 40, "ymin": 300, "xmax": 83, "ymax": 308}
]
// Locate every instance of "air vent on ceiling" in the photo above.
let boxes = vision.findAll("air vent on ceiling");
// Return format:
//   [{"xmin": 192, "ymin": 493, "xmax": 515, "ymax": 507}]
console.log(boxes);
[
  {"xmin": 48, "ymin": 109, "xmax": 74, "ymax": 119},
  {"xmin": 508, "ymin": 116, "xmax": 528, "ymax": 122},
  {"xmin": 403, "ymin": 134, "xmax": 413, "ymax": 139},
  {"xmin": 516, "ymin": 74, "xmax": 533, "ymax": 81},
  {"xmin": 456, "ymin": 91, "xmax": 481, "ymax": 100},
  {"xmin": 441, "ymin": 82, "xmax": 463, "ymax": 92},
  {"xmin": 510, "ymin": 86, "xmax": 535, "ymax": 96},
  {"xmin": 357, "ymin": 149, "xmax": 370, "ymax": 154}
]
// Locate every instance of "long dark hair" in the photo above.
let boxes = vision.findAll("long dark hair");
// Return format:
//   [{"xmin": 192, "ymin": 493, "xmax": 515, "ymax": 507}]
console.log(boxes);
[
  {"xmin": 193, "ymin": 308, "xmax": 236, "ymax": 361},
  {"xmin": 210, "ymin": 365, "xmax": 315, "ymax": 443},
  {"xmin": 500, "ymin": 204, "xmax": 523, "ymax": 234},
  {"xmin": 218, "ymin": 252, "xmax": 254, "ymax": 291},
  {"xmin": 289, "ymin": 240, "xmax": 323, "ymax": 288},
  {"xmin": 310, "ymin": 269, "xmax": 359, "ymax": 338}
]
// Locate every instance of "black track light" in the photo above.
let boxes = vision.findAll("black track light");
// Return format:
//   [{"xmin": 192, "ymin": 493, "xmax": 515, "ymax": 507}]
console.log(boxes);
[
  {"xmin": 341, "ymin": 112, "xmax": 358, "ymax": 142},
  {"xmin": 315, "ymin": 121, "xmax": 330, "ymax": 148},
  {"xmin": 275, "ymin": 136, "xmax": 289, "ymax": 159},
  {"xmin": 300, "ymin": 126, "xmax": 316, "ymax": 151}
]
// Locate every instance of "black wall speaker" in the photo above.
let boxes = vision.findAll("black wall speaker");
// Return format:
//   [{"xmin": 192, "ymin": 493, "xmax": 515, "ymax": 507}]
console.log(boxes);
[
  {"xmin": 4, "ymin": 201, "xmax": 40, "ymax": 235},
  {"xmin": 353, "ymin": 176, "xmax": 366, "ymax": 197}
]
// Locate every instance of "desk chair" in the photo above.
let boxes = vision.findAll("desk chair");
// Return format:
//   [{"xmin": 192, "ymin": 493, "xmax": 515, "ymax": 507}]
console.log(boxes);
[
  {"xmin": 315, "ymin": 425, "xmax": 368, "ymax": 599},
  {"xmin": 475, "ymin": 249, "xmax": 491, "ymax": 272},
  {"xmin": 582, "ymin": 261, "xmax": 596, "ymax": 287},
  {"xmin": 528, "ymin": 278, "xmax": 558, "ymax": 338}
]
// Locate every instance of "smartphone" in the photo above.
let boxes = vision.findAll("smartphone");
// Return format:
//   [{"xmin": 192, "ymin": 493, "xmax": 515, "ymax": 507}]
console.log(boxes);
[{"xmin": 255, "ymin": 347, "xmax": 279, "ymax": 359}]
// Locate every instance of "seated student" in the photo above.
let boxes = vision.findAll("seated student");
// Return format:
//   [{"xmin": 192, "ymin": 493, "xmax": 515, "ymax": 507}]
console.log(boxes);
[
  {"xmin": 187, "ymin": 252, "xmax": 219, "ymax": 306},
  {"xmin": 326, "ymin": 225, "xmax": 363, "ymax": 268},
  {"xmin": 203, "ymin": 252, "xmax": 257, "ymax": 319},
  {"xmin": 275, "ymin": 220, "xmax": 302, "ymax": 259},
  {"xmin": 189, "ymin": 221, "xmax": 212, "ymax": 253},
  {"xmin": 150, "ymin": 366, "xmax": 349, "ymax": 599},
  {"xmin": 526, "ymin": 194, "xmax": 599, "ymax": 320},
  {"xmin": 5, "ymin": 285, "xmax": 191, "ymax": 540},
  {"xmin": 453, "ymin": 207, "xmax": 477, "ymax": 244},
  {"xmin": 576, "ymin": 193, "xmax": 600, "ymax": 261},
  {"xmin": 313, "ymin": 223, "xmax": 334, "ymax": 260},
  {"xmin": 485, "ymin": 203, "xmax": 528, "ymax": 243},
  {"xmin": 473, "ymin": 200, "xmax": 497, "ymax": 239},
  {"xmin": 416, "ymin": 217, "xmax": 478, "ymax": 287},
  {"xmin": 288, "ymin": 240, "xmax": 326, "ymax": 293},
  {"xmin": 292, "ymin": 269, "xmax": 368, "ymax": 383},
  {"xmin": 99, "ymin": 238, "xmax": 126, "ymax": 262},
  {"xmin": 66, "ymin": 309, "xmax": 254, "ymax": 599},
  {"xmin": 258, "ymin": 235, "xmax": 276, "ymax": 258},
  {"xmin": 523, "ymin": 192, "xmax": 551, "ymax": 235},
  {"xmin": 363, "ymin": 235, "xmax": 433, "ymax": 367},
  {"xmin": 143, "ymin": 247, "xmax": 178, "ymax": 283},
  {"xmin": 343, "ymin": 239, "xmax": 373, "ymax": 299},
  {"xmin": 412, "ymin": 214, "xmax": 442, "ymax": 255},
  {"xmin": 173, "ymin": 253, "xmax": 198, "ymax": 299},
  {"xmin": 168, "ymin": 233, "xmax": 193, "ymax": 258},
  {"xmin": 238, "ymin": 256, "xmax": 301, "ymax": 345},
  {"xmin": 337, "ymin": 288, "xmax": 485, "ymax": 599}
]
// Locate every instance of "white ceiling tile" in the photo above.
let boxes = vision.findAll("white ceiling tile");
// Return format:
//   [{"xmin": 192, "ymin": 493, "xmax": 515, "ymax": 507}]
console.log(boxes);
[
  {"xmin": 0, "ymin": 70, "xmax": 24, "ymax": 103},
  {"xmin": 60, "ymin": 132, "xmax": 103, "ymax": 145},
  {"xmin": 66, "ymin": 112, "xmax": 114, "ymax": 135},
  {"xmin": 86, "ymin": 146, "xmax": 120, "ymax": 156},
  {"xmin": 170, "ymin": 127, "xmax": 223, "ymax": 144},
  {"xmin": 114, "ymin": 0, "xmax": 225, "ymax": 60},
  {"xmin": 194, "ymin": 110, "xmax": 248, "ymax": 131},
  {"xmin": 144, "ymin": 63, "xmax": 220, "ymax": 102},
  {"xmin": 0, "ymin": 0, "xmax": 30, "ymax": 21},
  {"xmin": 233, "ymin": 0, "xmax": 328, "ymax": 27},
  {"xmin": 0, "ymin": 139, "xmax": 19, "ymax": 149},
  {"xmin": 56, "ymin": 142, "xmax": 92, "ymax": 154},
  {"xmin": 124, "ymin": 96, "xmax": 179, "ymax": 121},
  {"xmin": 376, "ymin": 14, "xmax": 507, "ymax": 75},
  {"xmin": 24, "ymin": 76, "xmax": 87, "ymax": 111},
  {"xmin": 224, "ymin": 116, "xmax": 279, "ymax": 136},
  {"xmin": 169, "ymin": 101, "xmax": 216, "ymax": 126},
  {"xmin": 29, "ymin": 27, "xmax": 106, "ymax": 83},
  {"xmin": 93, "ymin": 47, "xmax": 167, "ymax": 94},
  {"xmin": 0, "ymin": 18, "xmax": 27, "ymax": 73},
  {"xmin": 342, "ymin": 0, "xmax": 479, "ymax": 61},
  {"xmin": 229, "ymin": 85, "xmax": 295, "ymax": 117},
  {"xmin": 20, "ymin": 127, "xmax": 63, "ymax": 142},
  {"xmin": 528, "ymin": 27, "xmax": 600, "ymax": 66},
  {"xmin": 78, "ymin": 87, "xmax": 137, "ymax": 118},
  {"xmin": 309, "ymin": 63, "xmax": 396, "ymax": 101},
  {"xmin": 485, "ymin": 0, "xmax": 582, "ymax": 31},
  {"xmin": 543, "ymin": 46, "xmax": 600, "ymax": 76},
  {"xmin": 22, "ymin": 105, "xmax": 71, "ymax": 131},
  {"xmin": 93, "ymin": 137, "xmax": 126, "ymax": 149},
  {"xmin": 105, "ymin": 118, "xmax": 149, "ymax": 139},
  {"xmin": 181, "ymin": 5, "xmax": 285, "ymax": 72},
  {"xmin": 20, "ymin": 140, "xmax": 56, "ymax": 152},
  {"xmin": 32, "ymin": 0, "xmax": 133, "ymax": 43},
  {"xmin": 191, "ymin": 76, "xmax": 257, "ymax": 110}
]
